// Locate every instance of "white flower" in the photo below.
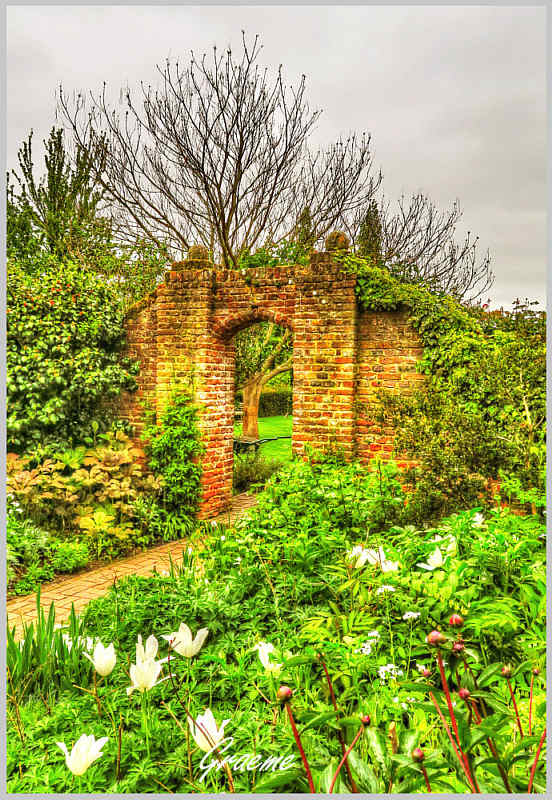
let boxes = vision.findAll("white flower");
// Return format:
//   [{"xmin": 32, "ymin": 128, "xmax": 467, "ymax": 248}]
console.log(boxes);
[
  {"xmin": 126, "ymin": 658, "xmax": 165, "ymax": 695},
  {"xmin": 472, "ymin": 513, "xmax": 484, "ymax": 527},
  {"xmin": 56, "ymin": 734, "xmax": 108, "ymax": 776},
  {"xmin": 189, "ymin": 708, "xmax": 230, "ymax": 752},
  {"xmin": 378, "ymin": 663, "xmax": 404, "ymax": 682},
  {"xmin": 220, "ymin": 535, "xmax": 226, "ymax": 541},
  {"xmin": 416, "ymin": 663, "xmax": 427, "ymax": 673},
  {"xmin": 348, "ymin": 545, "xmax": 371, "ymax": 568},
  {"xmin": 428, "ymin": 533, "xmax": 457, "ymax": 554},
  {"xmin": 136, "ymin": 634, "xmax": 158, "ymax": 664},
  {"xmin": 402, "ymin": 611, "xmax": 421, "ymax": 621},
  {"xmin": 162, "ymin": 623, "xmax": 209, "ymax": 658},
  {"xmin": 417, "ymin": 547, "xmax": 444, "ymax": 571},
  {"xmin": 362, "ymin": 546, "xmax": 399, "ymax": 572},
  {"xmin": 358, "ymin": 641, "xmax": 373, "ymax": 656},
  {"xmin": 376, "ymin": 585, "xmax": 396, "ymax": 595},
  {"xmin": 84, "ymin": 641, "xmax": 116, "ymax": 677},
  {"xmin": 254, "ymin": 642, "xmax": 282, "ymax": 674},
  {"xmin": 366, "ymin": 630, "xmax": 380, "ymax": 640}
]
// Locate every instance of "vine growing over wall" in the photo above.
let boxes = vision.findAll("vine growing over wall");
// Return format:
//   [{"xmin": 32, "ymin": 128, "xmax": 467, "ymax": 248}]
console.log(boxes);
[{"xmin": 338, "ymin": 253, "xmax": 546, "ymax": 515}]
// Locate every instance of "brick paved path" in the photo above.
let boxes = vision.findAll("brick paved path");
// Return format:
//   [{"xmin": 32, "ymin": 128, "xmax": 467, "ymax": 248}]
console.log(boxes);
[{"xmin": 6, "ymin": 493, "xmax": 258, "ymax": 640}]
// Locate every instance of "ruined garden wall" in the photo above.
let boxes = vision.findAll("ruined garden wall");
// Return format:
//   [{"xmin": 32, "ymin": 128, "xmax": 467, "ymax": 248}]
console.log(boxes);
[{"xmin": 119, "ymin": 247, "xmax": 425, "ymax": 517}]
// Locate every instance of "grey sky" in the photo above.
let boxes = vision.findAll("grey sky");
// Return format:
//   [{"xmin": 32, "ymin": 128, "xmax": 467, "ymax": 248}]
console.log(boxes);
[{"xmin": 7, "ymin": 5, "xmax": 546, "ymax": 308}]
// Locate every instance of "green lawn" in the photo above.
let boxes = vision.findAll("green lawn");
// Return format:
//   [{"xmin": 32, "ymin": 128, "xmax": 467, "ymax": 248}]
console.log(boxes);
[{"xmin": 234, "ymin": 414, "xmax": 293, "ymax": 461}]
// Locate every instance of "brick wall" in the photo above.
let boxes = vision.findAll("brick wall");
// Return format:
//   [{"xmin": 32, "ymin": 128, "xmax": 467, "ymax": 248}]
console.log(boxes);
[{"xmin": 119, "ymin": 248, "xmax": 426, "ymax": 517}]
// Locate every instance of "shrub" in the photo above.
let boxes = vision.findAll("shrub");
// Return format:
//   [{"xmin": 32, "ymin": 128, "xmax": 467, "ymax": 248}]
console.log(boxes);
[
  {"xmin": 340, "ymin": 253, "xmax": 546, "ymax": 508},
  {"xmin": 233, "ymin": 452, "xmax": 284, "ymax": 493},
  {"xmin": 7, "ymin": 254, "xmax": 138, "ymax": 453},
  {"xmin": 236, "ymin": 387, "xmax": 292, "ymax": 417},
  {"xmin": 51, "ymin": 540, "xmax": 90, "ymax": 573},
  {"xmin": 144, "ymin": 388, "xmax": 204, "ymax": 515},
  {"xmin": 7, "ymin": 432, "xmax": 161, "ymax": 560}
]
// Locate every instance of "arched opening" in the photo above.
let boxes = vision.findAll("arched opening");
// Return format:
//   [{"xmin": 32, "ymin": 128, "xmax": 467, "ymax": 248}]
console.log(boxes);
[{"xmin": 231, "ymin": 319, "xmax": 293, "ymax": 495}]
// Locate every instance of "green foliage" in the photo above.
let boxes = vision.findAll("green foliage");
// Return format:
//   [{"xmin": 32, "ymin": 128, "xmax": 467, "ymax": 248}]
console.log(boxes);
[
  {"xmin": 51, "ymin": 540, "xmax": 90, "ymax": 574},
  {"xmin": 7, "ymin": 127, "xmax": 110, "ymax": 262},
  {"xmin": 7, "ymin": 458, "xmax": 545, "ymax": 793},
  {"xmin": 237, "ymin": 238, "xmax": 310, "ymax": 271},
  {"xmin": 7, "ymin": 255, "xmax": 138, "ymax": 453},
  {"xmin": 236, "ymin": 386, "xmax": 292, "ymax": 417},
  {"xmin": 232, "ymin": 451, "xmax": 284, "ymax": 494},
  {"xmin": 356, "ymin": 200, "xmax": 383, "ymax": 264},
  {"xmin": 7, "ymin": 432, "xmax": 162, "ymax": 574},
  {"xmin": 339, "ymin": 252, "xmax": 546, "ymax": 507},
  {"xmin": 144, "ymin": 389, "xmax": 204, "ymax": 515}
]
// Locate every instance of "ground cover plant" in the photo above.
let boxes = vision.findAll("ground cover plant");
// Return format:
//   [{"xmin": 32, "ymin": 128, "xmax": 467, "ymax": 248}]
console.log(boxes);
[{"xmin": 7, "ymin": 457, "xmax": 546, "ymax": 794}]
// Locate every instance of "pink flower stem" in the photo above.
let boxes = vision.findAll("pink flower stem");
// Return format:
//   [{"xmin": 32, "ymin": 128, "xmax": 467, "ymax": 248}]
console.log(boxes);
[
  {"xmin": 429, "ymin": 692, "xmax": 477, "ymax": 793},
  {"xmin": 285, "ymin": 702, "xmax": 315, "ymax": 793},
  {"xmin": 506, "ymin": 677, "xmax": 524, "ymax": 738},
  {"xmin": 421, "ymin": 765, "xmax": 432, "ymax": 793},
  {"xmin": 318, "ymin": 653, "xmax": 358, "ymax": 792},
  {"xmin": 529, "ymin": 675, "xmax": 534, "ymax": 736},
  {"xmin": 527, "ymin": 729, "xmax": 546, "ymax": 793},
  {"xmin": 436, "ymin": 651, "xmax": 461, "ymax": 748},
  {"xmin": 329, "ymin": 725, "xmax": 364, "ymax": 793},
  {"xmin": 466, "ymin": 699, "xmax": 512, "ymax": 793},
  {"xmin": 436, "ymin": 651, "xmax": 481, "ymax": 791}
]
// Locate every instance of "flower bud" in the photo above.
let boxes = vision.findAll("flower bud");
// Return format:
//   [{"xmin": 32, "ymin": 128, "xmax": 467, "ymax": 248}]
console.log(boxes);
[
  {"xmin": 458, "ymin": 688, "xmax": 471, "ymax": 700},
  {"xmin": 277, "ymin": 685, "xmax": 293, "ymax": 703},
  {"xmin": 449, "ymin": 614, "xmax": 464, "ymax": 628},
  {"xmin": 426, "ymin": 630, "xmax": 447, "ymax": 646},
  {"xmin": 533, "ymin": 667, "xmax": 540, "ymax": 676},
  {"xmin": 452, "ymin": 641, "xmax": 465, "ymax": 653},
  {"xmin": 501, "ymin": 665, "xmax": 512, "ymax": 678},
  {"xmin": 412, "ymin": 747, "xmax": 425, "ymax": 762},
  {"xmin": 360, "ymin": 714, "xmax": 371, "ymax": 727},
  {"xmin": 421, "ymin": 667, "xmax": 432, "ymax": 678}
]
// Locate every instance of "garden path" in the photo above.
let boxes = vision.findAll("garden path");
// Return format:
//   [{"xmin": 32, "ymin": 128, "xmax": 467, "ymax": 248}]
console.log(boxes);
[{"xmin": 7, "ymin": 492, "xmax": 258, "ymax": 641}]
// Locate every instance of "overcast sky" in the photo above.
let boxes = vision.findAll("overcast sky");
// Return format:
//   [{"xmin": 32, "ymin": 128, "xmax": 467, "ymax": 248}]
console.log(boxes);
[{"xmin": 7, "ymin": 5, "xmax": 546, "ymax": 308}]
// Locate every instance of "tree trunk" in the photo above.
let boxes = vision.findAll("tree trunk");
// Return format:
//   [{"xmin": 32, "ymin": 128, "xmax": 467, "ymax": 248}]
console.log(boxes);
[{"xmin": 242, "ymin": 376, "xmax": 263, "ymax": 439}]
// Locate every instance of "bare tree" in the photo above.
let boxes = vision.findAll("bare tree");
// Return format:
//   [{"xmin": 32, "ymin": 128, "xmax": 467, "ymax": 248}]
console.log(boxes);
[
  {"xmin": 59, "ymin": 34, "xmax": 381, "ymax": 266},
  {"xmin": 352, "ymin": 194, "xmax": 493, "ymax": 302}
]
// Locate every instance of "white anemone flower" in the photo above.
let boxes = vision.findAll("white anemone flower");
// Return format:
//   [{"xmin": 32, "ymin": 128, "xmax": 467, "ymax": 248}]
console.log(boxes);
[
  {"xmin": 254, "ymin": 641, "xmax": 283, "ymax": 674},
  {"xmin": 136, "ymin": 634, "xmax": 158, "ymax": 664},
  {"xmin": 56, "ymin": 734, "xmax": 108, "ymax": 776},
  {"xmin": 376, "ymin": 584, "xmax": 396, "ymax": 595},
  {"xmin": 84, "ymin": 641, "xmax": 116, "ymax": 677},
  {"xmin": 428, "ymin": 533, "xmax": 457, "ymax": 554},
  {"xmin": 402, "ymin": 611, "xmax": 421, "ymax": 621},
  {"xmin": 189, "ymin": 708, "xmax": 231, "ymax": 752},
  {"xmin": 348, "ymin": 545, "xmax": 371, "ymax": 568},
  {"xmin": 348, "ymin": 545, "xmax": 398, "ymax": 572},
  {"xmin": 417, "ymin": 547, "xmax": 445, "ymax": 571},
  {"xmin": 472, "ymin": 512, "xmax": 485, "ymax": 527},
  {"xmin": 126, "ymin": 658, "xmax": 166, "ymax": 695},
  {"xmin": 162, "ymin": 623, "xmax": 209, "ymax": 658}
]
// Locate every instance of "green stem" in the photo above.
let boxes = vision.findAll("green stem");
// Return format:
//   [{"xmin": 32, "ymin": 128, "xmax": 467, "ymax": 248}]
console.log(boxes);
[{"xmin": 141, "ymin": 692, "xmax": 150, "ymax": 757}]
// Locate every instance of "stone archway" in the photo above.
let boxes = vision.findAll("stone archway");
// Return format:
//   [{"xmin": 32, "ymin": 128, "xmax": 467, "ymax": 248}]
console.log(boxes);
[{"xmin": 119, "ymin": 242, "xmax": 425, "ymax": 518}]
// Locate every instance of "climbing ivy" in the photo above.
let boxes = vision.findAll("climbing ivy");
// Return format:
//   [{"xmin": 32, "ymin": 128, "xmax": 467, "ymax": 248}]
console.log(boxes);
[
  {"xmin": 143, "ymin": 388, "xmax": 204, "ymax": 517},
  {"xmin": 338, "ymin": 253, "xmax": 546, "ymax": 514}
]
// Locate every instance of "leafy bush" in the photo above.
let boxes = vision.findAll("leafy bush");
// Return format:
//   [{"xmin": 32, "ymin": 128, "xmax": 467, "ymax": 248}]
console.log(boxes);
[
  {"xmin": 341, "ymin": 253, "xmax": 546, "ymax": 508},
  {"xmin": 7, "ymin": 432, "xmax": 161, "ymax": 562},
  {"xmin": 232, "ymin": 451, "xmax": 284, "ymax": 493},
  {"xmin": 7, "ymin": 255, "xmax": 138, "ymax": 453},
  {"xmin": 51, "ymin": 540, "xmax": 90, "ymax": 573},
  {"xmin": 235, "ymin": 387, "xmax": 292, "ymax": 417},
  {"xmin": 144, "ymin": 388, "xmax": 204, "ymax": 516}
]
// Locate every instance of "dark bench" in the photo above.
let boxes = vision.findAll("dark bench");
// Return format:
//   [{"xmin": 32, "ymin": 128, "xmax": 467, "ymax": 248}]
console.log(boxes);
[{"xmin": 233, "ymin": 435, "xmax": 291, "ymax": 455}]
